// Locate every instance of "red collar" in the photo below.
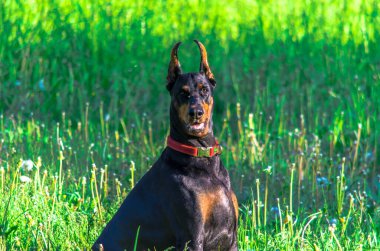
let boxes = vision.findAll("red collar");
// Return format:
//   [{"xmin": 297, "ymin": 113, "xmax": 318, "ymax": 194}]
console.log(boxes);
[{"xmin": 166, "ymin": 136, "xmax": 222, "ymax": 157}]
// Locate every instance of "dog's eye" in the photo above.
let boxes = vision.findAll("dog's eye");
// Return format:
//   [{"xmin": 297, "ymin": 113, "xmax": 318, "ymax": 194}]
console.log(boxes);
[
  {"xmin": 200, "ymin": 87, "xmax": 208, "ymax": 96},
  {"xmin": 180, "ymin": 91, "xmax": 190, "ymax": 98}
]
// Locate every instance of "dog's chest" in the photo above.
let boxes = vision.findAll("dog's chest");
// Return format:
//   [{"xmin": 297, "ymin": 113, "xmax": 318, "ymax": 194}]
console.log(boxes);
[
  {"xmin": 197, "ymin": 188, "xmax": 230, "ymax": 222},
  {"xmin": 196, "ymin": 186, "xmax": 236, "ymax": 245},
  {"xmin": 191, "ymin": 162, "xmax": 235, "ymax": 228}
]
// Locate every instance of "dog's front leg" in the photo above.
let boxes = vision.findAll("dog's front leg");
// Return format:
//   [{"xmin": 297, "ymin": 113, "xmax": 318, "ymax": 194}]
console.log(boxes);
[
  {"xmin": 175, "ymin": 234, "xmax": 204, "ymax": 251},
  {"xmin": 165, "ymin": 193, "xmax": 205, "ymax": 251},
  {"xmin": 171, "ymin": 215, "xmax": 204, "ymax": 251}
]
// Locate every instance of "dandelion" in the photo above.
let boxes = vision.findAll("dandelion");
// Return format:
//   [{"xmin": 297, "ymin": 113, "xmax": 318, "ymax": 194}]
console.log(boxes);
[
  {"xmin": 25, "ymin": 213, "xmax": 35, "ymax": 226},
  {"xmin": 329, "ymin": 224, "xmax": 336, "ymax": 232},
  {"xmin": 20, "ymin": 175, "xmax": 32, "ymax": 183},
  {"xmin": 329, "ymin": 218, "xmax": 337, "ymax": 231},
  {"xmin": 284, "ymin": 214, "xmax": 292, "ymax": 224},
  {"xmin": 14, "ymin": 236, "xmax": 20, "ymax": 246},
  {"xmin": 105, "ymin": 113, "xmax": 110, "ymax": 121},
  {"xmin": 316, "ymin": 176, "xmax": 329, "ymax": 188},
  {"xmin": 38, "ymin": 78, "xmax": 46, "ymax": 91},
  {"xmin": 263, "ymin": 166, "xmax": 272, "ymax": 174},
  {"xmin": 271, "ymin": 206, "xmax": 280, "ymax": 217},
  {"xmin": 339, "ymin": 217, "xmax": 346, "ymax": 224},
  {"xmin": 36, "ymin": 157, "xmax": 42, "ymax": 169},
  {"xmin": 21, "ymin": 160, "xmax": 34, "ymax": 172},
  {"xmin": 294, "ymin": 128, "xmax": 300, "ymax": 136},
  {"xmin": 365, "ymin": 152, "xmax": 374, "ymax": 162},
  {"xmin": 44, "ymin": 186, "xmax": 50, "ymax": 197}
]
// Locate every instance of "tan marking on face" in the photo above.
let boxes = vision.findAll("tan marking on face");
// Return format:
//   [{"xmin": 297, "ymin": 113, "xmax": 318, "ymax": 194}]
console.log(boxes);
[
  {"xmin": 178, "ymin": 103, "xmax": 189, "ymax": 124},
  {"xmin": 182, "ymin": 85, "xmax": 190, "ymax": 93},
  {"xmin": 198, "ymin": 189, "xmax": 223, "ymax": 223},
  {"xmin": 196, "ymin": 97, "xmax": 213, "ymax": 137},
  {"xmin": 231, "ymin": 191, "xmax": 239, "ymax": 221},
  {"xmin": 202, "ymin": 96, "xmax": 213, "ymax": 120}
]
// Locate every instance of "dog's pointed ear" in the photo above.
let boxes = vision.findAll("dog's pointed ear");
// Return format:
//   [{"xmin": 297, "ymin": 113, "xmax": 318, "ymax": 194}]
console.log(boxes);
[
  {"xmin": 194, "ymin": 40, "xmax": 216, "ymax": 87},
  {"xmin": 167, "ymin": 42, "xmax": 182, "ymax": 92}
]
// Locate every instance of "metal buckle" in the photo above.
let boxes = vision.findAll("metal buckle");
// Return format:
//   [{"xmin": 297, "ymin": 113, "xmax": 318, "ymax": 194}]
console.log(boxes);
[
  {"xmin": 197, "ymin": 147, "xmax": 212, "ymax": 157},
  {"xmin": 215, "ymin": 145, "xmax": 222, "ymax": 155},
  {"xmin": 197, "ymin": 145, "xmax": 222, "ymax": 157}
]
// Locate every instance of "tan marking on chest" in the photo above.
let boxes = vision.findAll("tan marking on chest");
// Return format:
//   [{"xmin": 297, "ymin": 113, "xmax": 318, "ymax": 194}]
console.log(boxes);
[
  {"xmin": 231, "ymin": 191, "xmax": 239, "ymax": 221},
  {"xmin": 197, "ymin": 188, "xmax": 223, "ymax": 223}
]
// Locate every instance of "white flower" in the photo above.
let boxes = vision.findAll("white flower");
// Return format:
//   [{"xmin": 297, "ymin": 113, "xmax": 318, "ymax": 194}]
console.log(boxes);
[
  {"xmin": 38, "ymin": 78, "xmax": 46, "ymax": 91},
  {"xmin": 20, "ymin": 176, "xmax": 31, "ymax": 183},
  {"xmin": 21, "ymin": 160, "xmax": 34, "ymax": 172},
  {"xmin": 105, "ymin": 114, "xmax": 110, "ymax": 121}
]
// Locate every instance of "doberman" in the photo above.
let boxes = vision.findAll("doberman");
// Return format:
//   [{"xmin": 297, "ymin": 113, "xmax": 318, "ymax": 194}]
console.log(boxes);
[{"xmin": 93, "ymin": 40, "xmax": 238, "ymax": 251}]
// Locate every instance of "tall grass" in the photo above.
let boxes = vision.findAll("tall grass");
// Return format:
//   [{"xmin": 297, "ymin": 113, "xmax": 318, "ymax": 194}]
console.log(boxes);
[
  {"xmin": 0, "ymin": 0, "xmax": 379, "ymax": 250},
  {"xmin": 0, "ymin": 106, "xmax": 379, "ymax": 249}
]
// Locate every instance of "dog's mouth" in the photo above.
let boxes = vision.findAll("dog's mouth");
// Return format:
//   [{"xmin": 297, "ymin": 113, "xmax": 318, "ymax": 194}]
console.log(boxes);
[
  {"xmin": 184, "ymin": 120, "xmax": 209, "ymax": 137},
  {"xmin": 187, "ymin": 121, "xmax": 205, "ymax": 131}
]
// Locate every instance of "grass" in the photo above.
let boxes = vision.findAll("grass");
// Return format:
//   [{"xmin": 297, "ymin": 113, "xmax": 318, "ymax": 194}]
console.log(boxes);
[
  {"xmin": 0, "ymin": 0, "xmax": 380, "ymax": 250},
  {"xmin": 0, "ymin": 112, "xmax": 379, "ymax": 250}
]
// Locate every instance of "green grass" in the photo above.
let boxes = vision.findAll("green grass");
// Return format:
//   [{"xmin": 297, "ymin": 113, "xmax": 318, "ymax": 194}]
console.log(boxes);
[{"xmin": 0, "ymin": 0, "xmax": 380, "ymax": 250}]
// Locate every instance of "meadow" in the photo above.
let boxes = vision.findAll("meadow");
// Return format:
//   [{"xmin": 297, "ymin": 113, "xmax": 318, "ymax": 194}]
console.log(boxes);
[{"xmin": 0, "ymin": 0, "xmax": 380, "ymax": 250}]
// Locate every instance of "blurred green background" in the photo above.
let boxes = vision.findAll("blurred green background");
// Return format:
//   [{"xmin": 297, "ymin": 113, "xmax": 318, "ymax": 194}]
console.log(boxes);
[{"xmin": 2, "ymin": 0, "xmax": 379, "ymax": 131}]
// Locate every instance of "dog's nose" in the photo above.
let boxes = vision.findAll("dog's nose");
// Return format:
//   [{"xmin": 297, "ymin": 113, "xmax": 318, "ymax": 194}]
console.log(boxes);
[{"xmin": 189, "ymin": 108, "xmax": 204, "ymax": 118}]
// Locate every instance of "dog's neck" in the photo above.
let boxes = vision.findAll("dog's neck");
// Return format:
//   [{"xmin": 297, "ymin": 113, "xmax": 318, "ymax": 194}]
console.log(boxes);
[
  {"xmin": 169, "ymin": 126, "xmax": 216, "ymax": 147},
  {"xmin": 169, "ymin": 106, "xmax": 217, "ymax": 147}
]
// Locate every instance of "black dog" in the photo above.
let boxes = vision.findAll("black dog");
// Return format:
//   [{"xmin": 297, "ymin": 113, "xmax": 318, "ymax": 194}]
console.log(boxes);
[{"xmin": 93, "ymin": 40, "xmax": 238, "ymax": 251}]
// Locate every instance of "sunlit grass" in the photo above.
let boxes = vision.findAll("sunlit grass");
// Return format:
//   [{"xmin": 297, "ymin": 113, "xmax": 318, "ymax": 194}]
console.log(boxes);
[{"xmin": 0, "ymin": 107, "xmax": 379, "ymax": 249}]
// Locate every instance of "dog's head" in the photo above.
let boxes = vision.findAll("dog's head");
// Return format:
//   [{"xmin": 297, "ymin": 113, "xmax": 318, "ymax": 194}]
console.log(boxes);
[{"xmin": 167, "ymin": 40, "xmax": 216, "ymax": 138}]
